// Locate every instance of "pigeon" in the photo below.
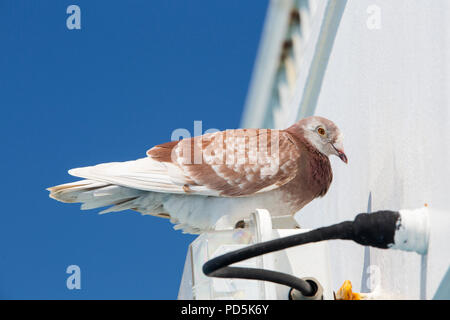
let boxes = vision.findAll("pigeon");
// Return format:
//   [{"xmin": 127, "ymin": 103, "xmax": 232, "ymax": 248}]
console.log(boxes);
[{"xmin": 47, "ymin": 116, "xmax": 347, "ymax": 234}]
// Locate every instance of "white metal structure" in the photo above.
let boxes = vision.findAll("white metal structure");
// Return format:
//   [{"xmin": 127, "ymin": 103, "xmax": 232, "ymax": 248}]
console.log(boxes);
[
  {"xmin": 178, "ymin": 209, "xmax": 333, "ymax": 300},
  {"xmin": 241, "ymin": 0, "xmax": 450, "ymax": 299}
]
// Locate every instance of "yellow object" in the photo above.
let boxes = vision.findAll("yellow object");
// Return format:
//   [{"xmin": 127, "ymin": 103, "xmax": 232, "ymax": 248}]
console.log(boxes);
[{"xmin": 335, "ymin": 280, "xmax": 361, "ymax": 300}]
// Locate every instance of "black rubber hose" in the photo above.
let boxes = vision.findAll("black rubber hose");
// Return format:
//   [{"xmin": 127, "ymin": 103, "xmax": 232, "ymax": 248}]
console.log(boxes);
[
  {"xmin": 203, "ymin": 220, "xmax": 353, "ymax": 296},
  {"xmin": 209, "ymin": 266, "xmax": 315, "ymax": 296},
  {"xmin": 203, "ymin": 220, "xmax": 354, "ymax": 275},
  {"xmin": 203, "ymin": 210, "xmax": 400, "ymax": 296}
]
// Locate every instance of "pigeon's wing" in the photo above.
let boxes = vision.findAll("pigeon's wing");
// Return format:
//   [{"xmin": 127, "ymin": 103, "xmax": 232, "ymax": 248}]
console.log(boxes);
[
  {"xmin": 68, "ymin": 157, "xmax": 221, "ymax": 195},
  {"xmin": 147, "ymin": 129, "xmax": 301, "ymax": 197},
  {"xmin": 69, "ymin": 129, "xmax": 301, "ymax": 197}
]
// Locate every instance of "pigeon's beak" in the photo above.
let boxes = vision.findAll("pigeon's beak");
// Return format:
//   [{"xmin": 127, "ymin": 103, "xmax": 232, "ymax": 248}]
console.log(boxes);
[
  {"xmin": 337, "ymin": 150, "xmax": 348, "ymax": 164},
  {"xmin": 331, "ymin": 142, "xmax": 348, "ymax": 164}
]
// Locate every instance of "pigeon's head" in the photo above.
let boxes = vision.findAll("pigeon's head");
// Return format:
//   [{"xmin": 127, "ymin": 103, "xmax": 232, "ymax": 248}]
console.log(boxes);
[{"xmin": 295, "ymin": 116, "xmax": 348, "ymax": 163}]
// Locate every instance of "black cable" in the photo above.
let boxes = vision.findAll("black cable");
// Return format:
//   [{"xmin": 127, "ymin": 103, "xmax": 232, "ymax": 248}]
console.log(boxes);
[
  {"xmin": 209, "ymin": 267, "xmax": 315, "ymax": 296},
  {"xmin": 203, "ymin": 210, "xmax": 400, "ymax": 297}
]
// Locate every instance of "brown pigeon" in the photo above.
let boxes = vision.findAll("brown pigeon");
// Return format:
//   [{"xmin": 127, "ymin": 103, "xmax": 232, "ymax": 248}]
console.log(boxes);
[{"xmin": 48, "ymin": 116, "xmax": 347, "ymax": 234}]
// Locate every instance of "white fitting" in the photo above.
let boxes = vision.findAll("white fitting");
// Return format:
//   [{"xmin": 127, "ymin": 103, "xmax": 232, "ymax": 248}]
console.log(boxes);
[{"xmin": 388, "ymin": 207, "xmax": 430, "ymax": 255}]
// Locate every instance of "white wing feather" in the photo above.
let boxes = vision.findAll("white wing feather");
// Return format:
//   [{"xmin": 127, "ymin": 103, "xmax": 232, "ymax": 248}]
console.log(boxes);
[{"xmin": 68, "ymin": 157, "xmax": 220, "ymax": 196}]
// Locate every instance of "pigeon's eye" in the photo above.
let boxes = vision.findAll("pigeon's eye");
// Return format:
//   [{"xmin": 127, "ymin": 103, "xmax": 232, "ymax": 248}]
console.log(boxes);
[{"xmin": 317, "ymin": 127, "xmax": 326, "ymax": 136}]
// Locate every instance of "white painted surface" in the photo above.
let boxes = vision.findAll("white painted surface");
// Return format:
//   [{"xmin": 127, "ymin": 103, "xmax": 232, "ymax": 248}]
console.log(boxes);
[
  {"xmin": 242, "ymin": 0, "xmax": 450, "ymax": 299},
  {"xmin": 241, "ymin": 0, "xmax": 332, "ymax": 129},
  {"xmin": 240, "ymin": 0, "xmax": 294, "ymax": 128},
  {"xmin": 178, "ymin": 210, "xmax": 333, "ymax": 299},
  {"xmin": 390, "ymin": 208, "xmax": 430, "ymax": 255},
  {"xmin": 292, "ymin": 0, "xmax": 450, "ymax": 299}
]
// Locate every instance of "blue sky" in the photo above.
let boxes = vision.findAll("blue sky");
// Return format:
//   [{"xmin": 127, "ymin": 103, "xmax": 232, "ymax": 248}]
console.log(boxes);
[{"xmin": 0, "ymin": 1, "xmax": 268, "ymax": 299}]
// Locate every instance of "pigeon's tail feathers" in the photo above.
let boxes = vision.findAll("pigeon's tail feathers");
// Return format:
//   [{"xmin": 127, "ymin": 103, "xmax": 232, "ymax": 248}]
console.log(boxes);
[
  {"xmin": 47, "ymin": 180, "xmax": 165, "ymax": 215},
  {"xmin": 47, "ymin": 180, "xmax": 110, "ymax": 203}
]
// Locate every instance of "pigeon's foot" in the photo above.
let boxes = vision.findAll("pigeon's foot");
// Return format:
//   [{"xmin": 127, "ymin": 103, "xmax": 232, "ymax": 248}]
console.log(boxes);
[{"xmin": 234, "ymin": 220, "xmax": 246, "ymax": 229}]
